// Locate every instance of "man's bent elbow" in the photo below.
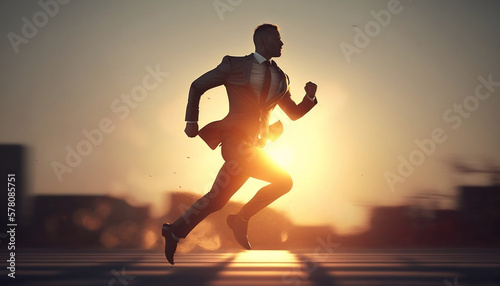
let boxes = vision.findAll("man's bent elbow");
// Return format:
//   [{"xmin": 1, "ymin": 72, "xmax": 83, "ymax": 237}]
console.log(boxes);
[{"xmin": 288, "ymin": 112, "xmax": 304, "ymax": 121}]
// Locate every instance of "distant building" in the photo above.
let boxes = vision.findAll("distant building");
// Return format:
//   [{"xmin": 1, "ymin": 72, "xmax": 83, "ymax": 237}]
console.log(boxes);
[
  {"xmin": 24, "ymin": 184, "xmax": 500, "ymax": 250},
  {"xmin": 458, "ymin": 185, "xmax": 500, "ymax": 247},
  {"xmin": 354, "ymin": 185, "xmax": 500, "ymax": 248},
  {"xmin": 0, "ymin": 144, "xmax": 27, "ymax": 241},
  {"xmin": 31, "ymin": 195, "xmax": 150, "ymax": 249},
  {"xmin": 366, "ymin": 206, "xmax": 415, "ymax": 247}
]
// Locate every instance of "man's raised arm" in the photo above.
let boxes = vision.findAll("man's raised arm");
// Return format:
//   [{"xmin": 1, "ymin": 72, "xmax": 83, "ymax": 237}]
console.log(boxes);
[{"xmin": 278, "ymin": 81, "xmax": 318, "ymax": 121}]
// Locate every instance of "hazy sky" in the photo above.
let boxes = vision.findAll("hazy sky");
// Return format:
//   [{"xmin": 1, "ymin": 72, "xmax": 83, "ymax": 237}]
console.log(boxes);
[{"xmin": 1, "ymin": 0, "xmax": 500, "ymax": 234}]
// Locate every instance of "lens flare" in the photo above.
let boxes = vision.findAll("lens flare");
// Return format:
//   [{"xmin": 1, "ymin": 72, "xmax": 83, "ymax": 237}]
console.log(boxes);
[{"xmin": 265, "ymin": 144, "xmax": 294, "ymax": 168}]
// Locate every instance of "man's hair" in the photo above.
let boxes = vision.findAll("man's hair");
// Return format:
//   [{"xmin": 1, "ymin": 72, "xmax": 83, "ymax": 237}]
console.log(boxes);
[{"xmin": 253, "ymin": 24, "xmax": 279, "ymax": 45}]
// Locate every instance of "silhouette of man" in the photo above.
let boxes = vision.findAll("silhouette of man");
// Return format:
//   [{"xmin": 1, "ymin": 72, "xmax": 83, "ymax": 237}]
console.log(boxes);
[{"xmin": 162, "ymin": 24, "xmax": 318, "ymax": 264}]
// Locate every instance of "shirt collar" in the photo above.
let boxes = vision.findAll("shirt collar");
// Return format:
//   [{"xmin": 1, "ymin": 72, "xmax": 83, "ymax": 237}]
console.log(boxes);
[{"xmin": 253, "ymin": 52, "xmax": 271, "ymax": 64}]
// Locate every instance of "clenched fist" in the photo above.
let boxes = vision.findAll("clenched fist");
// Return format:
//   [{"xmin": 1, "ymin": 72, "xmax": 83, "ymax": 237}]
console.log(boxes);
[{"xmin": 304, "ymin": 81, "xmax": 317, "ymax": 98}]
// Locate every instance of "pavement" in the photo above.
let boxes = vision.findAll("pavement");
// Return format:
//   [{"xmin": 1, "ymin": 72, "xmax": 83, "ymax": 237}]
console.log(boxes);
[{"xmin": 1, "ymin": 248, "xmax": 499, "ymax": 286}]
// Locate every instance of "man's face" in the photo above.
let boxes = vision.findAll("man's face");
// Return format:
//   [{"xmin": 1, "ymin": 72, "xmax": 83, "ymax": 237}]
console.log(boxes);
[{"xmin": 264, "ymin": 29, "xmax": 284, "ymax": 57}]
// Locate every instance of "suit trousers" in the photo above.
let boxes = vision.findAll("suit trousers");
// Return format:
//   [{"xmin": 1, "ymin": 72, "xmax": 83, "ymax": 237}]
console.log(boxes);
[{"xmin": 171, "ymin": 132, "xmax": 293, "ymax": 238}]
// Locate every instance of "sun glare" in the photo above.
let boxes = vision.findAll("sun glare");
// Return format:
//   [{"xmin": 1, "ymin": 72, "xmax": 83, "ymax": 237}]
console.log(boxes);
[
  {"xmin": 231, "ymin": 250, "xmax": 297, "ymax": 264},
  {"xmin": 265, "ymin": 143, "xmax": 294, "ymax": 169}
]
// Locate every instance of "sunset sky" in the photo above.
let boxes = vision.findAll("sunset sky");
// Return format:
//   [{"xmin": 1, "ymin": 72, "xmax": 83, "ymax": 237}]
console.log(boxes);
[{"xmin": 1, "ymin": 0, "xmax": 499, "ymax": 234}]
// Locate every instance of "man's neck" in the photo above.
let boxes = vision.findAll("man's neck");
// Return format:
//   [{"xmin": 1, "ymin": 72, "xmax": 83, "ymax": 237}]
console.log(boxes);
[{"xmin": 255, "ymin": 50, "xmax": 272, "ymax": 60}]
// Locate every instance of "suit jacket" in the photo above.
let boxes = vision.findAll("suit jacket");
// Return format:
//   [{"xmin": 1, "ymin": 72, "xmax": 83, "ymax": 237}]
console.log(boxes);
[{"xmin": 185, "ymin": 53, "xmax": 317, "ymax": 150}]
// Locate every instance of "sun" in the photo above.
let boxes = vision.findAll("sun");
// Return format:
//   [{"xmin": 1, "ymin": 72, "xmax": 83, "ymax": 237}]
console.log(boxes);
[{"xmin": 264, "ymin": 142, "xmax": 294, "ymax": 169}]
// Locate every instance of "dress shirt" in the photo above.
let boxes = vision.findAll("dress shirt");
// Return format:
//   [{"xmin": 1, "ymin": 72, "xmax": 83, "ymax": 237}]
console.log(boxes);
[{"xmin": 250, "ymin": 52, "xmax": 281, "ymax": 103}]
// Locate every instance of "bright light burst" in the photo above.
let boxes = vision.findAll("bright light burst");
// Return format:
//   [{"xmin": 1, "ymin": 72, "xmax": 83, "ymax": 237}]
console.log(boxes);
[
  {"xmin": 265, "ymin": 143, "xmax": 294, "ymax": 169},
  {"xmin": 231, "ymin": 250, "xmax": 297, "ymax": 263}
]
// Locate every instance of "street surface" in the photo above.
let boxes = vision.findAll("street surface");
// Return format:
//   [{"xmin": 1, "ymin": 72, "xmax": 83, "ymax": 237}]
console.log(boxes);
[{"xmin": 1, "ymin": 249, "xmax": 499, "ymax": 286}]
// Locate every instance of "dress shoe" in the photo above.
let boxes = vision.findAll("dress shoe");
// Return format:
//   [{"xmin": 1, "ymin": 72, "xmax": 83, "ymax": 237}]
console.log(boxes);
[
  {"xmin": 226, "ymin": 214, "xmax": 251, "ymax": 250},
  {"xmin": 161, "ymin": 223, "xmax": 178, "ymax": 265}
]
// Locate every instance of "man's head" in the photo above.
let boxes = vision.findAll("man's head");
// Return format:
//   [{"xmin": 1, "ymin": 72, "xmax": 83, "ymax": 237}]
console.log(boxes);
[{"xmin": 253, "ymin": 24, "xmax": 283, "ymax": 59}]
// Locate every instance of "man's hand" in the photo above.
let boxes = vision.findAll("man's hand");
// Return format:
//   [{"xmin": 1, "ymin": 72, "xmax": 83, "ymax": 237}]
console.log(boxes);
[
  {"xmin": 304, "ymin": 81, "xmax": 317, "ymax": 98},
  {"xmin": 184, "ymin": 122, "xmax": 199, "ymax": 138}
]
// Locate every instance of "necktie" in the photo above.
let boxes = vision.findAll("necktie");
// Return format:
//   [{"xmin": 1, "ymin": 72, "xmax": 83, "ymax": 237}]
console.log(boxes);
[
  {"xmin": 258, "ymin": 60, "xmax": 271, "ymax": 144},
  {"xmin": 260, "ymin": 60, "xmax": 271, "ymax": 105}
]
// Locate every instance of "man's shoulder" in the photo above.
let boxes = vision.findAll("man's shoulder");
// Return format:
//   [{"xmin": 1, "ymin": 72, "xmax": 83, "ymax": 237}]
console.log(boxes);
[{"xmin": 222, "ymin": 54, "xmax": 254, "ymax": 63}]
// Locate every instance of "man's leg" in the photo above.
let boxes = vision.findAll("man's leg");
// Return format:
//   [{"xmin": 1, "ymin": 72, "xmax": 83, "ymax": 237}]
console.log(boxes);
[
  {"xmin": 237, "ymin": 147, "xmax": 293, "ymax": 220},
  {"xmin": 163, "ymin": 160, "xmax": 248, "ymax": 264},
  {"xmin": 171, "ymin": 160, "xmax": 249, "ymax": 239},
  {"xmin": 222, "ymin": 137, "xmax": 293, "ymax": 248}
]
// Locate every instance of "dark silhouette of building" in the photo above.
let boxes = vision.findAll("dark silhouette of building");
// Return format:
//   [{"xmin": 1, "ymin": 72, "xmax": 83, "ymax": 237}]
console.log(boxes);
[
  {"xmin": 18, "ymin": 185, "xmax": 500, "ymax": 250},
  {"xmin": 30, "ymin": 195, "xmax": 150, "ymax": 249},
  {"xmin": 0, "ymin": 144, "xmax": 27, "ymax": 244},
  {"xmin": 346, "ymin": 184, "xmax": 500, "ymax": 249},
  {"xmin": 458, "ymin": 185, "xmax": 500, "ymax": 247}
]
